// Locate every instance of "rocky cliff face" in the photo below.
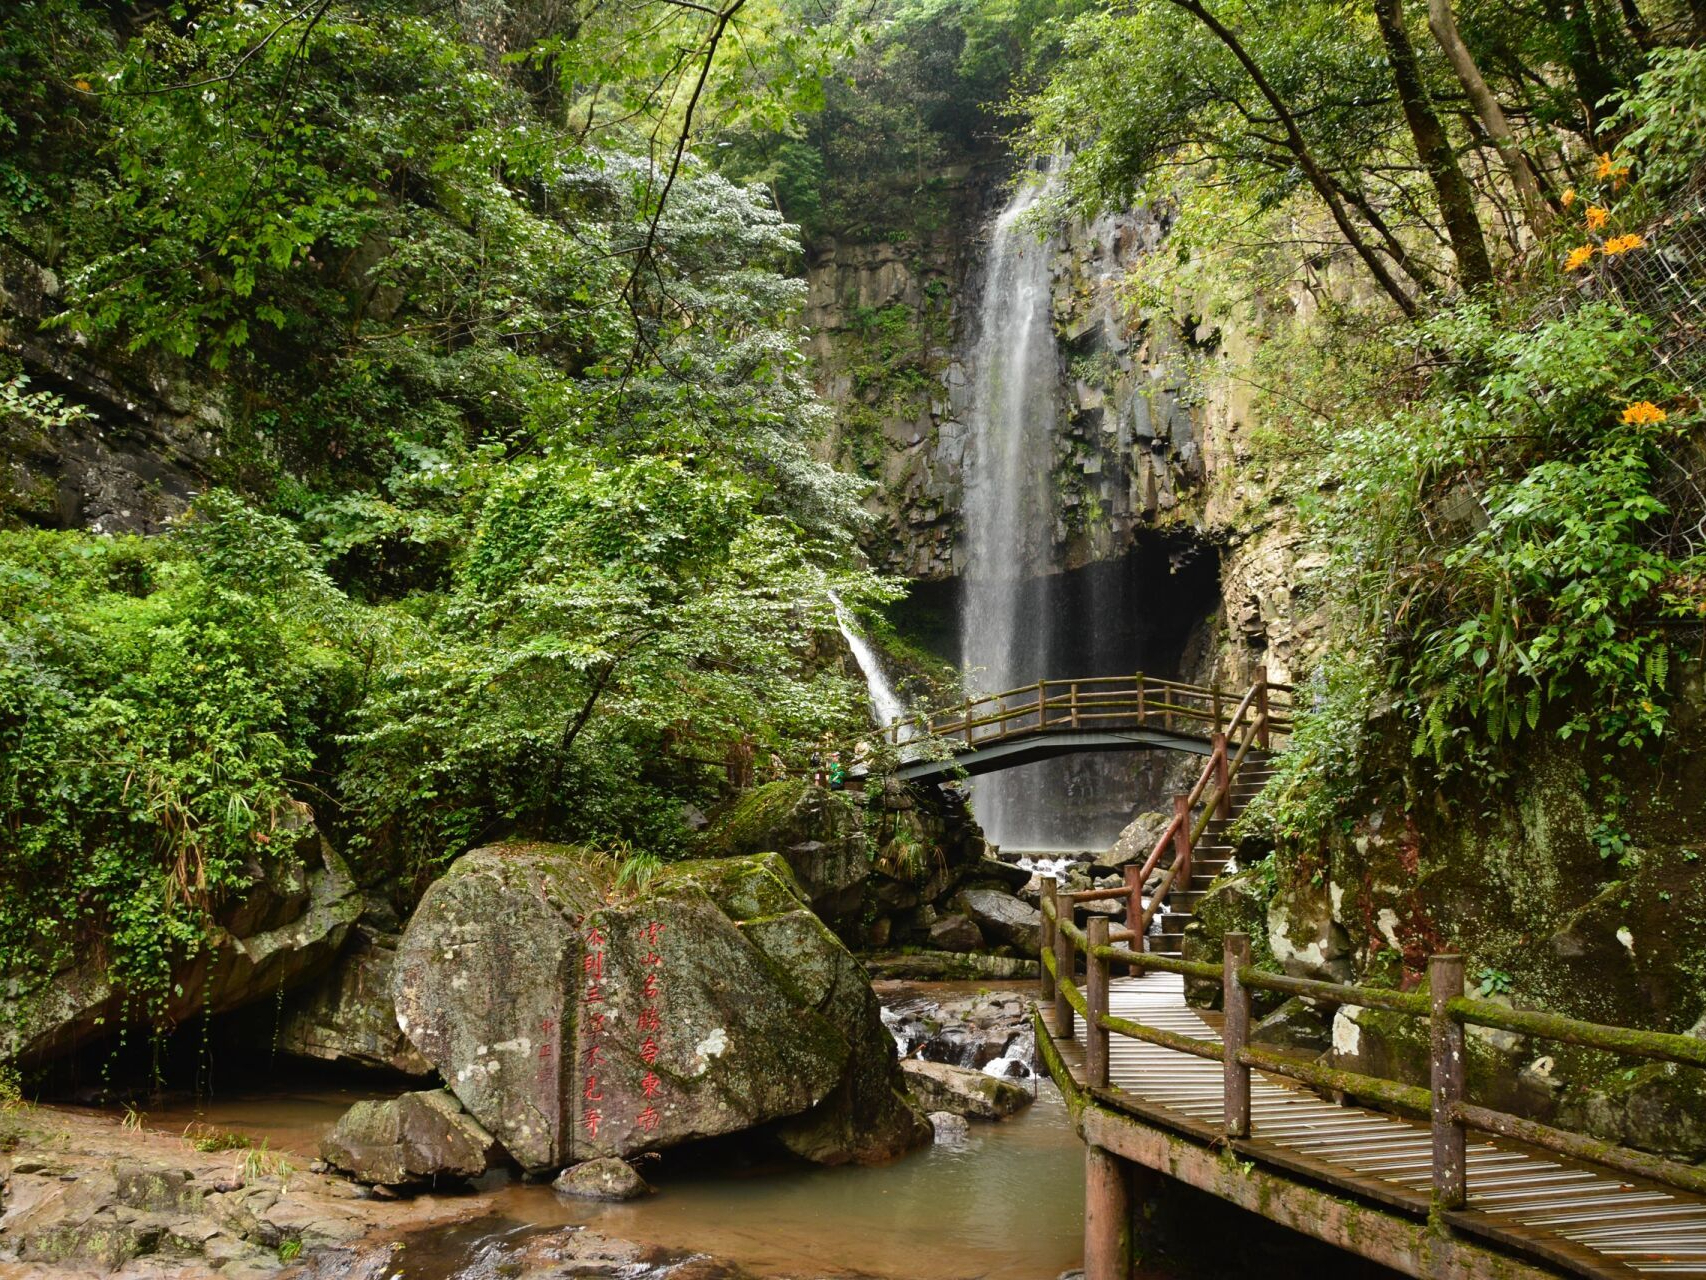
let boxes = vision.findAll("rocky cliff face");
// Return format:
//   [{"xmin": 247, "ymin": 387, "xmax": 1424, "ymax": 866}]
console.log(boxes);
[
  {"xmin": 806, "ymin": 175, "xmax": 1320, "ymax": 698},
  {"xmin": 805, "ymin": 174, "xmax": 1233, "ymax": 585}
]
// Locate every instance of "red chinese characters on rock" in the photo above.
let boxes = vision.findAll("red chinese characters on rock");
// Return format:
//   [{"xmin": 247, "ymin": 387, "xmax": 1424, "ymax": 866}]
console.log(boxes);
[
  {"xmin": 576, "ymin": 917, "xmax": 668, "ymax": 1151},
  {"xmin": 579, "ymin": 922, "xmax": 609, "ymax": 1143},
  {"xmin": 635, "ymin": 920, "xmax": 666, "ymax": 1132}
]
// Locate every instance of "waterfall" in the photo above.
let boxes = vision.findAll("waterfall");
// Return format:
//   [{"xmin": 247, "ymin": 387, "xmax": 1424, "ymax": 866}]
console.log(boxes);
[
  {"xmin": 829, "ymin": 590, "xmax": 911, "ymax": 741},
  {"xmin": 959, "ymin": 167, "xmax": 1065, "ymax": 849}
]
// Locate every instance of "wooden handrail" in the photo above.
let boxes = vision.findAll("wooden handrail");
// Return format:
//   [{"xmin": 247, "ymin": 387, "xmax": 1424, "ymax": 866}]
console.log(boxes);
[
  {"xmin": 892, "ymin": 672, "xmax": 1296, "ymax": 747},
  {"xmin": 1043, "ymin": 918, "xmax": 1706, "ymax": 1222}
]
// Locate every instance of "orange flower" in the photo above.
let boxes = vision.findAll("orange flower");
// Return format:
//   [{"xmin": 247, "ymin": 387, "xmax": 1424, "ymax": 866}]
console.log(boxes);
[
  {"xmin": 1585, "ymin": 205, "xmax": 1609, "ymax": 231},
  {"xmin": 1561, "ymin": 188, "xmax": 1577, "ymax": 207},
  {"xmin": 1603, "ymin": 233, "xmax": 1644, "ymax": 255},
  {"xmin": 1596, "ymin": 152, "xmax": 1631, "ymax": 183},
  {"xmin": 1565, "ymin": 245, "xmax": 1596, "ymax": 271},
  {"xmin": 1620, "ymin": 401, "xmax": 1668, "ymax": 426}
]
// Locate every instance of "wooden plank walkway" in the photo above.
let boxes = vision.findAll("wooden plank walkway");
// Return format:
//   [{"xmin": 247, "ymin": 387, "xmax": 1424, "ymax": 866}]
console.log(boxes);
[{"xmin": 1073, "ymin": 972, "xmax": 1706, "ymax": 1277}]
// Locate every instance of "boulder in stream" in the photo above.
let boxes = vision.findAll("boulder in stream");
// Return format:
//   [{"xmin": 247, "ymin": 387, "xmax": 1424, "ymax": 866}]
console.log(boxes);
[
  {"xmin": 928, "ymin": 914, "xmax": 984, "ymax": 952},
  {"xmin": 553, "ymin": 1157, "xmax": 652, "ymax": 1201},
  {"xmin": 320, "ymin": 1089, "xmax": 502, "ymax": 1186},
  {"xmin": 955, "ymin": 888, "xmax": 1042, "ymax": 953},
  {"xmin": 392, "ymin": 844, "xmax": 928, "ymax": 1174},
  {"xmin": 929, "ymin": 1111, "xmax": 970, "ymax": 1143},
  {"xmin": 901, "ymin": 1060, "xmax": 1032, "ymax": 1120}
]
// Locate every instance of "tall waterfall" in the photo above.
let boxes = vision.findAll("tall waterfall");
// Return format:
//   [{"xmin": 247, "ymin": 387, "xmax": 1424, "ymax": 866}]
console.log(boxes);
[
  {"xmin": 960, "ymin": 168, "xmax": 1064, "ymax": 849},
  {"xmin": 830, "ymin": 590, "xmax": 910, "ymax": 740}
]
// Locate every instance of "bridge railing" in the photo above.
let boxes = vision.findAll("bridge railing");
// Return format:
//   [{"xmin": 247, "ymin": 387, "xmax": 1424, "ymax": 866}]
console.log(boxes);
[
  {"xmin": 1044, "ymin": 669, "xmax": 1284, "ymax": 946},
  {"xmin": 884, "ymin": 672, "xmax": 1295, "ymax": 751},
  {"xmin": 1037, "ymin": 909, "xmax": 1706, "ymax": 1216}
]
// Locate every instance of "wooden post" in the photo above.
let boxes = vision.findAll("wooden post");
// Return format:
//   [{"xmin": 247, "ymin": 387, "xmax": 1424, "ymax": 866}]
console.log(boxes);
[
  {"xmin": 1037, "ymin": 678, "xmax": 1047, "ymax": 731},
  {"xmin": 1212, "ymin": 732, "xmax": 1230, "ymax": 820},
  {"xmin": 889, "ymin": 717, "xmax": 899, "ymax": 747},
  {"xmin": 1054, "ymin": 901, "xmax": 1076, "ymax": 1038},
  {"xmin": 1431, "ymin": 953, "xmax": 1467, "ymax": 1211},
  {"xmin": 1084, "ymin": 1143, "xmax": 1132, "ymax": 1280},
  {"xmin": 1070, "ymin": 681, "xmax": 1081, "ymax": 729},
  {"xmin": 1172, "ymin": 794, "xmax": 1192, "ymax": 891},
  {"xmin": 1212, "ymin": 684, "xmax": 1223, "ymax": 732},
  {"xmin": 1085, "ymin": 1144, "xmax": 1131, "ymax": 1280},
  {"xmin": 1223, "ymin": 932, "xmax": 1252, "ymax": 1139},
  {"xmin": 1254, "ymin": 664, "xmax": 1271, "ymax": 750},
  {"xmin": 1124, "ymin": 863, "xmax": 1147, "ymax": 961},
  {"xmin": 1135, "ymin": 672, "xmax": 1146, "ymax": 726},
  {"xmin": 1040, "ymin": 877, "xmax": 1058, "ymax": 1006},
  {"xmin": 962, "ymin": 698, "xmax": 973, "ymax": 742},
  {"xmin": 1087, "ymin": 916, "xmax": 1110, "ymax": 1089}
]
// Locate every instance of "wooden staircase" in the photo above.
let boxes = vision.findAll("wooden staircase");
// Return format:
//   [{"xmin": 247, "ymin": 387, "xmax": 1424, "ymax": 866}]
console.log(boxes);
[
  {"xmin": 1148, "ymin": 756, "xmax": 1278, "ymax": 957},
  {"xmin": 1048, "ymin": 671, "xmax": 1289, "ymax": 959}
]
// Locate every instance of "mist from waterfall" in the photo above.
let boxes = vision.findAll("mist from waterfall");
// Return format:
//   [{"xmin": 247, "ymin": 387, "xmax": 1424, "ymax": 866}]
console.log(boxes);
[
  {"xmin": 959, "ymin": 167, "xmax": 1064, "ymax": 849},
  {"xmin": 830, "ymin": 589, "xmax": 912, "ymax": 741}
]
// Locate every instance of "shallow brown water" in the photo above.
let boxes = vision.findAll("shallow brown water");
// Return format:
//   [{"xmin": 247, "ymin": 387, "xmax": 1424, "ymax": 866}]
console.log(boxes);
[
  {"xmin": 472, "ymin": 1082, "xmax": 1083, "ymax": 1279},
  {"xmin": 131, "ymin": 983, "xmax": 1083, "ymax": 1280}
]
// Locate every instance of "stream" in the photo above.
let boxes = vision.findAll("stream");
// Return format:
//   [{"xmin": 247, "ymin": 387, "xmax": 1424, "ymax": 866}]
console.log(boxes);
[{"xmin": 141, "ymin": 982, "xmax": 1085, "ymax": 1280}]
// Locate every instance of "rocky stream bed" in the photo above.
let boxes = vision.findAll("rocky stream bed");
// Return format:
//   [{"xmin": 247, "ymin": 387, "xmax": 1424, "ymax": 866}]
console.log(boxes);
[{"xmin": 0, "ymin": 984, "xmax": 1073, "ymax": 1280}]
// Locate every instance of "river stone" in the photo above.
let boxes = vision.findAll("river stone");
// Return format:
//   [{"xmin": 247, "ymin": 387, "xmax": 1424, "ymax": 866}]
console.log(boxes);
[
  {"xmin": 928, "ymin": 914, "xmax": 984, "ymax": 953},
  {"xmin": 955, "ymin": 857, "xmax": 1032, "ymax": 893},
  {"xmin": 929, "ymin": 1111, "xmax": 969, "ymax": 1143},
  {"xmin": 1106, "ymin": 810, "xmax": 1172, "ymax": 867},
  {"xmin": 900, "ymin": 1060, "xmax": 1031, "ymax": 1120},
  {"xmin": 276, "ymin": 926, "xmax": 433, "ymax": 1077},
  {"xmin": 320, "ymin": 1089, "xmax": 501, "ymax": 1186},
  {"xmin": 394, "ymin": 845, "xmax": 925, "ymax": 1172},
  {"xmin": 552, "ymin": 1157, "xmax": 651, "ymax": 1201},
  {"xmin": 955, "ymin": 888, "xmax": 1042, "ymax": 953}
]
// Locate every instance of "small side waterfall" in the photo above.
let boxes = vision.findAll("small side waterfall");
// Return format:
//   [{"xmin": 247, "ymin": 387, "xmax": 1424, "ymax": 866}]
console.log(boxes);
[
  {"xmin": 960, "ymin": 168, "xmax": 1064, "ymax": 847},
  {"xmin": 830, "ymin": 590, "xmax": 911, "ymax": 740}
]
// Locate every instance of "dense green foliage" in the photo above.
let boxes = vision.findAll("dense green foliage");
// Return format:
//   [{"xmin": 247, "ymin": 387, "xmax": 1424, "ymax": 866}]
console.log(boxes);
[
  {"xmin": 0, "ymin": 499, "xmax": 356, "ymax": 1003},
  {"xmin": 1226, "ymin": 51, "xmax": 1706, "ymax": 858},
  {"xmin": 0, "ymin": 0, "xmax": 894, "ymax": 1013}
]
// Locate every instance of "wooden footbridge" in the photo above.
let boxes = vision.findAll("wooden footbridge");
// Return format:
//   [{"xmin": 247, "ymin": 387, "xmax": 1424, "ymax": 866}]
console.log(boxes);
[
  {"xmin": 882, "ymin": 670, "xmax": 1292, "ymax": 785},
  {"xmin": 1033, "ymin": 697, "xmax": 1706, "ymax": 1280}
]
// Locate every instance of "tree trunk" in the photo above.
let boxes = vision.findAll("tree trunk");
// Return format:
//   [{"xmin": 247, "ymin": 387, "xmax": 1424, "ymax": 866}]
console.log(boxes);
[
  {"xmin": 1542, "ymin": 0, "xmax": 1622, "ymax": 141},
  {"xmin": 1168, "ymin": 0, "xmax": 1418, "ymax": 317},
  {"xmin": 1426, "ymin": 0, "xmax": 1551, "ymax": 236},
  {"xmin": 1375, "ymin": 0, "xmax": 1494, "ymax": 290}
]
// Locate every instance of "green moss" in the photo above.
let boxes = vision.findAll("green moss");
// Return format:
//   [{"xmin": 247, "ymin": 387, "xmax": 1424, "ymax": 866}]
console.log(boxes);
[{"xmin": 701, "ymin": 779, "xmax": 814, "ymax": 854}]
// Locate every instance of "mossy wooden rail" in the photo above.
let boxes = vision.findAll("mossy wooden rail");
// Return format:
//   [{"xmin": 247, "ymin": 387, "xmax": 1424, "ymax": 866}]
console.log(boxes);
[
  {"xmin": 1039, "ymin": 888, "xmax": 1706, "ymax": 1279},
  {"xmin": 886, "ymin": 670, "xmax": 1292, "ymax": 787}
]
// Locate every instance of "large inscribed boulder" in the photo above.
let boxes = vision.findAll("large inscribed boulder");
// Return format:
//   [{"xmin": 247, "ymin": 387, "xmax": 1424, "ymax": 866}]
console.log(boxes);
[{"xmin": 392, "ymin": 845, "xmax": 925, "ymax": 1174}]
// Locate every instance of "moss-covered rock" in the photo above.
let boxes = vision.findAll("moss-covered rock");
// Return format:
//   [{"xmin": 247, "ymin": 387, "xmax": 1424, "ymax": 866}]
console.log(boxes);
[
  {"xmin": 393, "ymin": 843, "xmax": 926, "ymax": 1173},
  {"xmin": 1560, "ymin": 1060, "xmax": 1706, "ymax": 1161},
  {"xmin": 2, "ymin": 807, "xmax": 364, "ymax": 1069},
  {"xmin": 701, "ymin": 780, "xmax": 870, "ymax": 935},
  {"xmin": 1182, "ymin": 866, "xmax": 1282, "ymax": 1012},
  {"xmin": 320, "ymin": 1089, "xmax": 502, "ymax": 1186}
]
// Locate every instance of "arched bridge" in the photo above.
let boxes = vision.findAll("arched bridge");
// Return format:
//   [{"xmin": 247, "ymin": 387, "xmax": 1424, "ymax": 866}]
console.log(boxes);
[{"xmin": 886, "ymin": 671, "xmax": 1293, "ymax": 783}]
